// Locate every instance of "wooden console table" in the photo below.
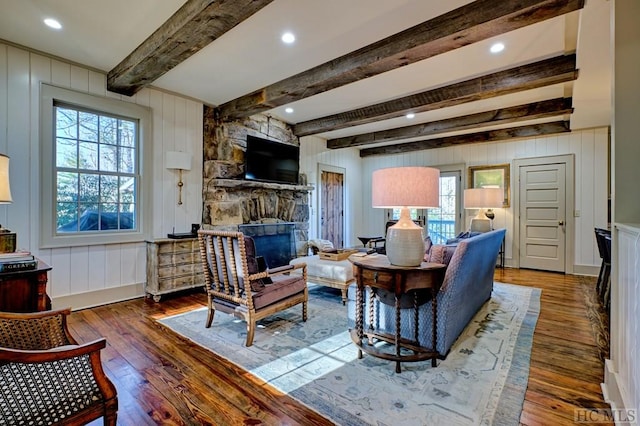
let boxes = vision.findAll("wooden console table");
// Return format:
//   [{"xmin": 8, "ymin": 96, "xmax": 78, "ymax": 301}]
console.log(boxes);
[
  {"xmin": 146, "ymin": 238, "xmax": 204, "ymax": 302},
  {"xmin": 0, "ymin": 260, "xmax": 52, "ymax": 312},
  {"xmin": 349, "ymin": 254, "xmax": 446, "ymax": 373}
]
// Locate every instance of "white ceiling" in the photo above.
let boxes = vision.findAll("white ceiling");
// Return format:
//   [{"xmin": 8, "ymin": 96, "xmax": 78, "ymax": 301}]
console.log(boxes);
[{"xmin": 0, "ymin": 0, "xmax": 612, "ymax": 149}]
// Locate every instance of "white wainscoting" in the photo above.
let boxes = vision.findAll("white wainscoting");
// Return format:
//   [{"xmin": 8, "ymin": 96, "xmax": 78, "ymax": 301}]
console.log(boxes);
[
  {"xmin": 604, "ymin": 224, "xmax": 640, "ymax": 416},
  {"xmin": 0, "ymin": 42, "xmax": 203, "ymax": 308}
]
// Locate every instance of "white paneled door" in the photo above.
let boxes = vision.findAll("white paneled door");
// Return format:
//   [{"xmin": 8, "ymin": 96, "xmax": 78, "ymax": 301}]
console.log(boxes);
[{"xmin": 519, "ymin": 163, "xmax": 566, "ymax": 272}]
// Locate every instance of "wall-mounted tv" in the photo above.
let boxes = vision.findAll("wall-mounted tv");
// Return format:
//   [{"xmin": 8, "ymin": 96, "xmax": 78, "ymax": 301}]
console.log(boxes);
[{"xmin": 244, "ymin": 135, "xmax": 300, "ymax": 185}]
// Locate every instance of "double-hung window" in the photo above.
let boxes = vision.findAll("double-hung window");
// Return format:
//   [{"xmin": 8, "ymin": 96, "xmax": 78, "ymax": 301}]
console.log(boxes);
[{"xmin": 40, "ymin": 84, "xmax": 151, "ymax": 248}]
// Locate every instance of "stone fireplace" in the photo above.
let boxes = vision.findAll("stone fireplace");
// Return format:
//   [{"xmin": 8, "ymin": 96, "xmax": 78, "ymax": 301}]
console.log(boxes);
[{"xmin": 202, "ymin": 107, "xmax": 312, "ymax": 256}]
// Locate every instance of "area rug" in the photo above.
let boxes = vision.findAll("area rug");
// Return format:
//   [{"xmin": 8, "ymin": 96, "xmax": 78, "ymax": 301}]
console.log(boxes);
[{"xmin": 158, "ymin": 282, "xmax": 541, "ymax": 425}]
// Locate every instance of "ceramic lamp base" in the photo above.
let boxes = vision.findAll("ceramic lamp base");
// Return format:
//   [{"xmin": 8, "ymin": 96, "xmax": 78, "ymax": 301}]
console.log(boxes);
[
  {"xmin": 470, "ymin": 208, "xmax": 491, "ymax": 232},
  {"xmin": 385, "ymin": 208, "xmax": 425, "ymax": 267}
]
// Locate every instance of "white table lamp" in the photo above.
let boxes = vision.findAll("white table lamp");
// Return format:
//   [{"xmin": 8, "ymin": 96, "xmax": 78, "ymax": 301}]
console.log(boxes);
[
  {"xmin": 463, "ymin": 187, "xmax": 503, "ymax": 232},
  {"xmin": 372, "ymin": 167, "xmax": 439, "ymax": 266}
]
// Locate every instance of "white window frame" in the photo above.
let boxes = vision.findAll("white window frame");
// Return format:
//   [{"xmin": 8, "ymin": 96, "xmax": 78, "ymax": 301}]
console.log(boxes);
[{"xmin": 40, "ymin": 84, "xmax": 152, "ymax": 248}]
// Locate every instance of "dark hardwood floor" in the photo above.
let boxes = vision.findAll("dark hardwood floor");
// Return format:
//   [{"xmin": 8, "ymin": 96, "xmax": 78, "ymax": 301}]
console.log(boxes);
[{"xmin": 74, "ymin": 268, "xmax": 611, "ymax": 425}]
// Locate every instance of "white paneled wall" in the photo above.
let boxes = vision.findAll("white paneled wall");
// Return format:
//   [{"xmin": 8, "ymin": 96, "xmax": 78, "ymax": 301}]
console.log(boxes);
[
  {"xmin": 0, "ymin": 43, "xmax": 202, "ymax": 308},
  {"xmin": 303, "ymin": 128, "xmax": 608, "ymax": 271},
  {"xmin": 607, "ymin": 224, "xmax": 640, "ymax": 415}
]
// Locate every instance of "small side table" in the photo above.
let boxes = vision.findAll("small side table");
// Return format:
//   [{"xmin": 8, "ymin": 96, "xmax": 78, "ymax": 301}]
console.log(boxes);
[
  {"xmin": 349, "ymin": 254, "xmax": 446, "ymax": 373},
  {"xmin": 0, "ymin": 259, "xmax": 52, "ymax": 312}
]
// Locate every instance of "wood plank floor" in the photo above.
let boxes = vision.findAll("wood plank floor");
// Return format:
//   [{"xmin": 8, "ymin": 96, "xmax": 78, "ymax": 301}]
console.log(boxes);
[{"xmin": 73, "ymin": 268, "xmax": 612, "ymax": 425}]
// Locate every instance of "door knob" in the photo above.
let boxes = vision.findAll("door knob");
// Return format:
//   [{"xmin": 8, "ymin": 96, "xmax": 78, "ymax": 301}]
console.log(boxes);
[{"xmin": 559, "ymin": 221, "xmax": 564, "ymax": 226}]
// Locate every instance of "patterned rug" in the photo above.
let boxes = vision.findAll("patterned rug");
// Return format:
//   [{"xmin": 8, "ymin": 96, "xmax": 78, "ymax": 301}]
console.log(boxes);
[{"xmin": 158, "ymin": 282, "xmax": 541, "ymax": 425}]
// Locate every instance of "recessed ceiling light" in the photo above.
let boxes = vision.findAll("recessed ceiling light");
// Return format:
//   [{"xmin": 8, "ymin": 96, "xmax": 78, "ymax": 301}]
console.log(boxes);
[
  {"xmin": 490, "ymin": 42, "xmax": 505, "ymax": 54},
  {"xmin": 44, "ymin": 18, "xmax": 62, "ymax": 30},
  {"xmin": 285, "ymin": 107, "xmax": 294, "ymax": 114},
  {"xmin": 406, "ymin": 113, "xmax": 415, "ymax": 119},
  {"xmin": 281, "ymin": 32, "xmax": 295, "ymax": 44}
]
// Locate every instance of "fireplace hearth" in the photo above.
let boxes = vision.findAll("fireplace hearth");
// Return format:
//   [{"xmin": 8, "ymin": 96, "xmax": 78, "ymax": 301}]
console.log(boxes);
[{"xmin": 238, "ymin": 222, "xmax": 296, "ymax": 268}]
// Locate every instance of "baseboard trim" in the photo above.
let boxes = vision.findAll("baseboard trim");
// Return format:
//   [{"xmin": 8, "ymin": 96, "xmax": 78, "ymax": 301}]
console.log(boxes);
[
  {"xmin": 602, "ymin": 359, "xmax": 627, "ymax": 416},
  {"xmin": 573, "ymin": 264, "xmax": 599, "ymax": 276},
  {"xmin": 52, "ymin": 283, "xmax": 145, "ymax": 311},
  {"xmin": 498, "ymin": 262, "xmax": 599, "ymax": 276}
]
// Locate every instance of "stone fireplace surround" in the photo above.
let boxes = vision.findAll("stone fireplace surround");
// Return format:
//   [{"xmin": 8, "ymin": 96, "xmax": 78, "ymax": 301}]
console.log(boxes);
[{"xmin": 202, "ymin": 107, "xmax": 312, "ymax": 256}]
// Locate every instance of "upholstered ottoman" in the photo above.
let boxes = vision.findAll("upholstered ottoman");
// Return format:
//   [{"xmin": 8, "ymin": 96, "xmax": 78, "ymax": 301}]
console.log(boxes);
[{"xmin": 290, "ymin": 255, "xmax": 354, "ymax": 304}]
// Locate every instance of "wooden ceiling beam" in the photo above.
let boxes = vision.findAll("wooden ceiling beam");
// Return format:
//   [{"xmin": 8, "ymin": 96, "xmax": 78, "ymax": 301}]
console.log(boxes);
[
  {"xmin": 359, "ymin": 121, "xmax": 571, "ymax": 157},
  {"xmin": 216, "ymin": 0, "xmax": 584, "ymax": 121},
  {"xmin": 107, "ymin": 0, "xmax": 274, "ymax": 96},
  {"xmin": 295, "ymin": 54, "xmax": 577, "ymax": 136},
  {"xmin": 327, "ymin": 98, "xmax": 573, "ymax": 149}
]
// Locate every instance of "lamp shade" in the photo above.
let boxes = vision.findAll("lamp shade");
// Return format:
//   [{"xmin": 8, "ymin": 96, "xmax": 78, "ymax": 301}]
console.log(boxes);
[
  {"xmin": 165, "ymin": 151, "xmax": 192, "ymax": 171},
  {"xmin": 372, "ymin": 167, "xmax": 440, "ymax": 208},
  {"xmin": 371, "ymin": 167, "xmax": 439, "ymax": 267},
  {"xmin": 463, "ymin": 187, "xmax": 503, "ymax": 209},
  {"xmin": 0, "ymin": 154, "xmax": 12, "ymax": 203}
]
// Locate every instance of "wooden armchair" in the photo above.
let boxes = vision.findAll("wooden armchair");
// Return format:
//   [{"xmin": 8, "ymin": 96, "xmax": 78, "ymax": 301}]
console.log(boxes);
[
  {"xmin": 198, "ymin": 230, "xmax": 308, "ymax": 346},
  {"xmin": 0, "ymin": 308, "xmax": 117, "ymax": 425}
]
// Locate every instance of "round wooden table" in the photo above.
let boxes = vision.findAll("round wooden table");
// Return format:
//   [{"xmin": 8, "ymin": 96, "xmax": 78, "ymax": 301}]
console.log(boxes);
[{"xmin": 349, "ymin": 254, "xmax": 446, "ymax": 373}]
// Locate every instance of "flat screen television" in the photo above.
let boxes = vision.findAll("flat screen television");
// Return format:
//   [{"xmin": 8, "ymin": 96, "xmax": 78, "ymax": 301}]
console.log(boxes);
[{"xmin": 244, "ymin": 135, "xmax": 300, "ymax": 184}]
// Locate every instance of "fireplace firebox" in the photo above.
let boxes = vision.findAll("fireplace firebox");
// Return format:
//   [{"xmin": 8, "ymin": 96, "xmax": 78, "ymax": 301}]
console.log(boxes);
[{"xmin": 238, "ymin": 223, "xmax": 296, "ymax": 268}]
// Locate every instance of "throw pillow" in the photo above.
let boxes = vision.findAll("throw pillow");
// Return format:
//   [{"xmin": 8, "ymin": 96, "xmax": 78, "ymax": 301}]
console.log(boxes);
[
  {"xmin": 445, "ymin": 231, "xmax": 482, "ymax": 244},
  {"xmin": 308, "ymin": 239, "xmax": 334, "ymax": 254},
  {"xmin": 427, "ymin": 244, "xmax": 456, "ymax": 266},
  {"xmin": 424, "ymin": 235, "xmax": 433, "ymax": 255}
]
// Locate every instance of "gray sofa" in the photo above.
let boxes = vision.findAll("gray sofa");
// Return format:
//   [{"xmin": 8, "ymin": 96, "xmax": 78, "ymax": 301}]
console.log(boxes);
[{"xmin": 347, "ymin": 228, "xmax": 506, "ymax": 357}]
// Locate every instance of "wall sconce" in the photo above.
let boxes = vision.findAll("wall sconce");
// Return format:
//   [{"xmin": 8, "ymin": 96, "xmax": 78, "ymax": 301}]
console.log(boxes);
[{"xmin": 165, "ymin": 151, "xmax": 192, "ymax": 206}]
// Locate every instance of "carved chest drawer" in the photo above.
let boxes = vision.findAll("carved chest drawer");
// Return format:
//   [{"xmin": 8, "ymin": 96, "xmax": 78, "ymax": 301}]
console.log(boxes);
[{"xmin": 146, "ymin": 238, "xmax": 204, "ymax": 302}]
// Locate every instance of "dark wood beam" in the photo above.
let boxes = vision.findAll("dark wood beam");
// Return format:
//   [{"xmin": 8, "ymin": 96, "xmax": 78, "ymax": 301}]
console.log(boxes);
[
  {"xmin": 359, "ymin": 121, "xmax": 571, "ymax": 157},
  {"xmin": 327, "ymin": 98, "xmax": 573, "ymax": 149},
  {"xmin": 216, "ymin": 0, "xmax": 584, "ymax": 121},
  {"xmin": 107, "ymin": 0, "xmax": 274, "ymax": 96},
  {"xmin": 295, "ymin": 54, "xmax": 577, "ymax": 136}
]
